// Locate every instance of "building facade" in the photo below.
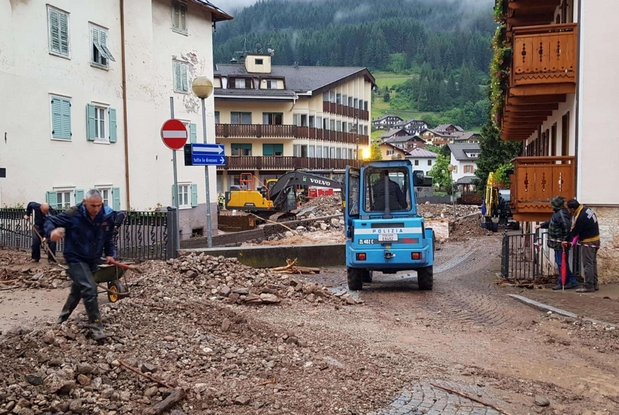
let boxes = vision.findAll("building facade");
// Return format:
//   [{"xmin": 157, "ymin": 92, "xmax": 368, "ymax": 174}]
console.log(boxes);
[
  {"xmin": 372, "ymin": 115, "xmax": 403, "ymax": 131},
  {"xmin": 213, "ymin": 54, "xmax": 374, "ymax": 192},
  {"xmin": 406, "ymin": 148, "xmax": 437, "ymax": 176},
  {"xmin": 447, "ymin": 143, "xmax": 480, "ymax": 184},
  {"xmin": 493, "ymin": 0, "xmax": 619, "ymax": 282},
  {"xmin": 0, "ymin": 0, "xmax": 232, "ymax": 239}
]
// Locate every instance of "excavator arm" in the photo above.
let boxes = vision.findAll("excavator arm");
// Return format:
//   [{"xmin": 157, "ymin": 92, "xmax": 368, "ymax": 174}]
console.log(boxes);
[{"xmin": 269, "ymin": 170, "xmax": 343, "ymax": 212}]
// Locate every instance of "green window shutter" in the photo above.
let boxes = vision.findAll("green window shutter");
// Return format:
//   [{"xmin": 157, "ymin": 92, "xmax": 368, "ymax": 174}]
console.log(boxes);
[
  {"xmin": 58, "ymin": 12, "xmax": 68, "ymax": 55},
  {"xmin": 51, "ymin": 98, "xmax": 62, "ymax": 138},
  {"xmin": 263, "ymin": 144, "xmax": 273, "ymax": 156},
  {"xmin": 75, "ymin": 189, "xmax": 84, "ymax": 203},
  {"xmin": 189, "ymin": 123, "xmax": 197, "ymax": 143},
  {"xmin": 61, "ymin": 98, "xmax": 71, "ymax": 139},
  {"xmin": 112, "ymin": 187, "xmax": 121, "ymax": 210},
  {"xmin": 109, "ymin": 108, "xmax": 117, "ymax": 142},
  {"xmin": 274, "ymin": 144, "xmax": 283, "ymax": 155},
  {"xmin": 173, "ymin": 62, "xmax": 181, "ymax": 91},
  {"xmin": 46, "ymin": 191, "xmax": 57, "ymax": 207},
  {"xmin": 86, "ymin": 104, "xmax": 96, "ymax": 141},
  {"xmin": 191, "ymin": 184, "xmax": 198, "ymax": 207},
  {"xmin": 49, "ymin": 10, "xmax": 61, "ymax": 54}
]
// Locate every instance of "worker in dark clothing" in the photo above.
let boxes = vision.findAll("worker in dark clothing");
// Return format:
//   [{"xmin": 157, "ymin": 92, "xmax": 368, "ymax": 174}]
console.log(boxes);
[
  {"xmin": 563, "ymin": 199, "xmax": 600, "ymax": 293},
  {"xmin": 45, "ymin": 189, "xmax": 117, "ymax": 341},
  {"xmin": 536, "ymin": 196, "xmax": 578, "ymax": 290},
  {"xmin": 373, "ymin": 170, "xmax": 407, "ymax": 211},
  {"xmin": 24, "ymin": 202, "xmax": 57, "ymax": 263}
]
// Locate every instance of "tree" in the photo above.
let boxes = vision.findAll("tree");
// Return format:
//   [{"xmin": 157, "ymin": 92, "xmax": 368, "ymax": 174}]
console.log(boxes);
[
  {"xmin": 428, "ymin": 153, "xmax": 452, "ymax": 190},
  {"xmin": 383, "ymin": 90, "xmax": 391, "ymax": 102},
  {"xmin": 475, "ymin": 120, "xmax": 522, "ymax": 190},
  {"xmin": 369, "ymin": 138, "xmax": 383, "ymax": 161}
]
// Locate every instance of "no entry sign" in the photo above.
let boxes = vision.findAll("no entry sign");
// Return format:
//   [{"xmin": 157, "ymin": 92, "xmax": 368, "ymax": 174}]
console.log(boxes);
[{"xmin": 161, "ymin": 119, "xmax": 188, "ymax": 150}]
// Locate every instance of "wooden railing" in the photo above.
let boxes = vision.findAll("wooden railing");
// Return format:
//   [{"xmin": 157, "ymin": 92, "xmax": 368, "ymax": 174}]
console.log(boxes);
[
  {"xmin": 217, "ymin": 156, "xmax": 361, "ymax": 170},
  {"xmin": 215, "ymin": 124, "xmax": 369, "ymax": 145},
  {"xmin": 322, "ymin": 102, "xmax": 369, "ymax": 120},
  {"xmin": 511, "ymin": 23, "xmax": 577, "ymax": 87},
  {"xmin": 509, "ymin": 156, "xmax": 575, "ymax": 220}
]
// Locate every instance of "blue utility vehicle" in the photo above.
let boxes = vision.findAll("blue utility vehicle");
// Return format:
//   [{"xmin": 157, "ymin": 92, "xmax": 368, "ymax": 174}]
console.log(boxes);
[{"xmin": 344, "ymin": 160, "xmax": 435, "ymax": 290}]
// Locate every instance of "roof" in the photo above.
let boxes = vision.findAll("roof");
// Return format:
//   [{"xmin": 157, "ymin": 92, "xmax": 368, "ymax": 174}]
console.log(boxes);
[
  {"xmin": 395, "ymin": 118, "xmax": 427, "ymax": 125},
  {"xmin": 372, "ymin": 115, "xmax": 402, "ymax": 122},
  {"xmin": 407, "ymin": 148, "xmax": 437, "ymax": 158},
  {"xmin": 381, "ymin": 142, "xmax": 408, "ymax": 153},
  {"xmin": 383, "ymin": 135, "xmax": 424, "ymax": 145},
  {"xmin": 214, "ymin": 63, "xmax": 375, "ymax": 99},
  {"xmin": 380, "ymin": 128, "xmax": 408, "ymax": 139},
  {"xmin": 447, "ymin": 143, "xmax": 481, "ymax": 161},
  {"xmin": 456, "ymin": 175, "xmax": 478, "ymax": 185},
  {"xmin": 453, "ymin": 132, "xmax": 481, "ymax": 141},
  {"xmin": 435, "ymin": 124, "xmax": 464, "ymax": 132},
  {"xmin": 191, "ymin": 0, "xmax": 233, "ymax": 22}
]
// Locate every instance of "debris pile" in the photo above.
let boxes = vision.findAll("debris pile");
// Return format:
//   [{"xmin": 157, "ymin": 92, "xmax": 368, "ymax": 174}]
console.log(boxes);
[
  {"xmin": 417, "ymin": 202, "xmax": 480, "ymax": 219},
  {"xmin": 0, "ymin": 248, "xmax": 67, "ymax": 290}
]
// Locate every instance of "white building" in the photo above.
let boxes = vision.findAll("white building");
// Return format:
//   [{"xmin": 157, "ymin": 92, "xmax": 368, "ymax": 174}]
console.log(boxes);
[
  {"xmin": 0, "ymin": 0, "xmax": 232, "ymax": 239},
  {"xmin": 406, "ymin": 148, "xmax": 437, "ymax": 176},
  {"xmin": 446, "ymin": 143, "xmax": 479, "ymax": 184}
]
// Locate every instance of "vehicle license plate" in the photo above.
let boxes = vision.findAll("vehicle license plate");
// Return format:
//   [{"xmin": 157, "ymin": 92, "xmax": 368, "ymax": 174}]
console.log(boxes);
[{"xmin": 378, "ymin": 233, "xmax": 398, "ymax": 242}]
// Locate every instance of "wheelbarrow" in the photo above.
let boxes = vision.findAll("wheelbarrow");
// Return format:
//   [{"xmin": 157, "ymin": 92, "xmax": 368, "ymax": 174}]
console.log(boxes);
[{"xmin": 92, "ymin": 261, "xmax": 137, "ymax": 303}]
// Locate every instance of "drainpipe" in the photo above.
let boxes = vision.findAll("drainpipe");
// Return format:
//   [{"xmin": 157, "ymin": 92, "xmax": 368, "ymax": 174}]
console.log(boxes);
[
  {"xmin": 120, "ymin": 0, "xmax": 131, "ymax": 209},
  {"xmin": 574, "ymin": 0, "xmax": 582, "ymax": 198}
]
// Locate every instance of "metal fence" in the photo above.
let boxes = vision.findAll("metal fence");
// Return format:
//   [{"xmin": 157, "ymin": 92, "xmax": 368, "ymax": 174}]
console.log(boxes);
[
  {"xmin": 0, "ymin": 207, "xmax": 179, "ymax": 261},
  {"xmin": 501, "ymin": 230, "xmax": 581, "ymax": 282}
]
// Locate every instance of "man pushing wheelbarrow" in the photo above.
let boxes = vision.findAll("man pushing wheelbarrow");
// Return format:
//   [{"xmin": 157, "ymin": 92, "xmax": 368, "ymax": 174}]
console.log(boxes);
[{"xmin": 45, "ymin": 189, "xmax": 119, "ymax": 341}]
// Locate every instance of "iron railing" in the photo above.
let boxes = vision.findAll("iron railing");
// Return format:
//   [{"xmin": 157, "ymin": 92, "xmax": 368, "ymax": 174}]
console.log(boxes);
[
  {"xmin": 501, "ymin": 230, "xmax": 581, "ymax": 282},
  {"xmin": 0, "ymin": 207, "xmax": 179, "ymax": 261}
]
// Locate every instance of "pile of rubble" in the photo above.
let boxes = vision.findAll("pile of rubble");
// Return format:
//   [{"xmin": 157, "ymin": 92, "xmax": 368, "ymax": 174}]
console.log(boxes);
[
  {"xmin": 0, "ymin": 254, "xmax": 403, "ymax": 415},
  {"xmin": 0, "ymin": 248, "xmax": 68, "ymax": 290},
  {"xmin": 417, "ymin": 202, "xmax": 480, "ymax": 219}
]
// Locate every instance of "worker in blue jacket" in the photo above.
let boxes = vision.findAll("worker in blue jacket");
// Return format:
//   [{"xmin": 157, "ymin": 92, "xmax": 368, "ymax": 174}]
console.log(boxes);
[
  {"xmin": 24, "ymin": 201, "xmax": 57, "ymax": 263},
  {"xmin": 45, "ymin": 189, "xmax": 117, "ymax": 341}
]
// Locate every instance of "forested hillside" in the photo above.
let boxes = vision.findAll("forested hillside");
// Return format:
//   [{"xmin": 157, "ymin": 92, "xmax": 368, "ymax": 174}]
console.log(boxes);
[{"xmin": 214, "ymin": 0, "xmax": 495, "ymax": 128}]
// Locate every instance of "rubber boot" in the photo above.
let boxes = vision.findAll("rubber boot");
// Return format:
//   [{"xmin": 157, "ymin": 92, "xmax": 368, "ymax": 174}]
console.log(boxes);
[
  {"xmin": 57, "ymin": 288, "xmax": 81, "ymax": 324},
  {"xmin": 84, "ymin": 297, "xmax": 107, "ymax": 342}
]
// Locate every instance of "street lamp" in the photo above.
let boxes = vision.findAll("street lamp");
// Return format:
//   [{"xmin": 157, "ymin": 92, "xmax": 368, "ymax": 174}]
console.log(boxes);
[
  {"xmin": 191, "ymin": 76, "xmax": 214, "ymax": 247},
  {"xmin": 447, "ymin": 164, "xmax": 456, "ymax": 217}
]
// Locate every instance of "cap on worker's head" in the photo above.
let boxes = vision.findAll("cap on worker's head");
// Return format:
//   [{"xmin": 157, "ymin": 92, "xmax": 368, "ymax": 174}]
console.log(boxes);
[{"xmin": 550, "ymin": 196, "xmax": 565, "ymax": 210}]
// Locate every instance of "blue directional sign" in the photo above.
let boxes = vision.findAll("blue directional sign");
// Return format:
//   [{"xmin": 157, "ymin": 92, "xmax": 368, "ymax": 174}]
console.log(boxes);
[{"xmin": 184, "ymin": 143, "xmax": 226, "ymax": 166}]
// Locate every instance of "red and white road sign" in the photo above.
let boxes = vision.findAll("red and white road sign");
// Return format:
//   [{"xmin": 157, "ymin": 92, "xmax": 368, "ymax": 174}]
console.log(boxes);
[{"xmin": 161, "ymin": 119, "xmax": 188, "ymax": 150}]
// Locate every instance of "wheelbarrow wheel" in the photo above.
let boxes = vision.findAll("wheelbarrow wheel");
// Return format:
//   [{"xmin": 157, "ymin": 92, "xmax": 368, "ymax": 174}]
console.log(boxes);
[{"xmin": 107, "ymin": 280, "xmax": 128, "ymax": 303}]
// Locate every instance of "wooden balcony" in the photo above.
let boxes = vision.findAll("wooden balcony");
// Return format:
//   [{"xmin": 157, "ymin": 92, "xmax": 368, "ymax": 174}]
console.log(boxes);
[
  {"xmin": 322, "ymin": 102, "xmax": 369, "ymax": 120},
  {"xmin": 509, "ymin": 156, "xmax": 575, "ymax": 222},
  {"xmin": 501, "ymin": 23, "xmax": 577, "ymax": 141},
  {"xmin": 216, "ymin": 124, "xmax": 369, "ymax": 145},
  {"xmin": 217, "ymin": 156, "xmax": 361, "ymax": 171}
]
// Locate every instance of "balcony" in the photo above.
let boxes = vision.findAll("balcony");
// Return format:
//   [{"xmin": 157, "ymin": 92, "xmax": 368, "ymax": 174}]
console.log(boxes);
[
  {"xmin": 501, "ymin": 23, "xmax": 577, "ymax": 141},
  {"xmin": 322, "ymin": 102, "xmax": 369, "ymax": 120},
  {"xmin": 509, "ymin": 156, "xmax": 575, "ymax": 222},
  {"xmin": 216, "ymin": 124, "xmax": 369, "ymax": 145},
  {"xmin": 217, "ymin": 156, "xmax": 361, "ymax": 171}
]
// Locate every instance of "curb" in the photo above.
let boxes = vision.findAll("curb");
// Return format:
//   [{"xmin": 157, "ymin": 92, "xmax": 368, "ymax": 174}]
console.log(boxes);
[{"xmin": 507, "ymin": 294, "xmax": 615, "ymax": 327}]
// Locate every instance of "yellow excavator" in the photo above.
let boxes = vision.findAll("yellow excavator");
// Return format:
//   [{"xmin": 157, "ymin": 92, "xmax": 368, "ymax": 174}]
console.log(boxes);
[
  {"xmin": 481, "ymin": 172, "xmax": 518, "ymax": 232},
  {"xmin": 225, "ymin": 171, "xmax": 343, "ymax": 221}
]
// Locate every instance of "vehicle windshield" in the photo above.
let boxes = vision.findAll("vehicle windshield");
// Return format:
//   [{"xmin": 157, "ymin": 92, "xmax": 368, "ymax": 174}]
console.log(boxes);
[{"xmin": 365, "ymin": 168, "xmax": 410, "ymax": 212}]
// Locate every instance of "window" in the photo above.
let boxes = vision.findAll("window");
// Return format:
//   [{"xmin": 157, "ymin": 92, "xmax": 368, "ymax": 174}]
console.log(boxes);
[
  {"xmin": 255, "ymin": 58, "xmax": 263, "ymax": 65},
  {"xmin": 231, "ymin": 112, "xmax": 251, "ymax": 124},
  {"xmin": 231, "ymin": 143, "xmax": 252, "ymax": 156},
  {"xmin": 263, "ymin": 144, "xmax": 283, "ymax": 156},
  {"xmin": 336, "ymin": 94, "xmax": 342, "ymax": 104},
  {"xmin": 98, "ymin": 188, "xmax": 110, "ymax": 206},
  {"xmin": 48, "ymin": 6, "xmax": 69, "ymax": 57},
  {"xmin": 87, "ymin": 104, "xmax": 117, "ymax": 143},
  {"xmin": 316, "ymin": 146, "xmax": 322, "ymax": 158},
  {"xmin": 453, "ymin": 166, "xmax": 458, "ymax": 174},
  {"xmin": 414, "ymin": 160, "xmax": 419, "ymax": 166},
  {"xmin": 173, "ymin": 61, "xmax": 189, "ymax": 93},
  {"xmin": 90, "ymin": 25, "xmax": 115, "ymax": 68},
  {"xmin": 428, "ymin": 160, "xmax": 432, "ymax": 166},
  {"xmin": 387, "ymin": 150, "xmax": 394, "ymax": 156},
  {"xmin": 178, "ymin": 184, "xmax": 190, "ymax": 208},
  {"xmin": 51, "ymin": 96, "xmax": 72, "ymax": 140},
  {"xmin": 464, "ymin": 165, "xmax": 475, "ymax": 173},
  {"xmin": 172, "ymin": 2, "xmax": 187, "ymax": 34},
  {"xmin": 47, "ymin": 189, "xmax": 79, "ymax": 209},
  {"xmin": 263, "ymin": 113, "xmax": 283, "ymax": 125},
  {"xmin": 214, "ymin": 111, "xmax": 220, "ymax": 124},
  {"xmin": 336, "ymin": 148, "xmax": 342, "ymax": 158},
  {"xmin": 308, "ymin": 146, "xmax": 315, "ymax": 157},
  {"xmin": 233, "ymin": 78, "xmax": 251, "ymax": 89},
  {"xmin": 293, "ymin": 145, "xmax": 307, "ymax": 157}
]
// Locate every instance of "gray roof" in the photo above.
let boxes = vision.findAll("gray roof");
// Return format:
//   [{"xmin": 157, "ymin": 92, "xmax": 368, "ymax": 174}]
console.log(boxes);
[
  {"xmin": 214, "ymin": 63, "xmax": 374, "ymax": 99},
  {"xmin": 448, "ymin": 143, "xmax": 481, "ymax": 161},
  {"xmin": 372, "ymin": 115, "xmax": 402, "ymax": 122},
  {"xmin": 456, "ymin": 175, "xmax": 478, "ymax": 185},
  {"xmin": 384, "ymin": 135, "xmax": 424, "ymax": 145},
  {"xmin": 453, "ymin": 132, "xmax": 481, "ymax": 142},
  {"xmin": 407, "ymin": 148, "xmax": 437, "ymax": 158},
  {"xmin": 191, "ymin": 0, "xmax": 233, "ymax": 22}
]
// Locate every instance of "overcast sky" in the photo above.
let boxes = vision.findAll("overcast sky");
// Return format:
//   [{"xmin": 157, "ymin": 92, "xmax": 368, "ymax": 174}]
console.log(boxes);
[{"xmin": 224, "ymin": 0, "xmax": 494, "ymax": 14}]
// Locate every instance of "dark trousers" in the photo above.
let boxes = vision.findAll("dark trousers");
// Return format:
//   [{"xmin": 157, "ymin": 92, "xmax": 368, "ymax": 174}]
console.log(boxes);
[
  {"xmin": 554, "ymin": 249, "xmax": 578, "ymax": 286},
  {"xmin": 61, "ymin": 262, "xmax": 101, "ymax": 323},
  {"xmin": 581, "ymin": 241, "xmax": 599, "ymax": 288},
  {"xmin": 31, "ymin": 227, "xmax": 57, "ymax": 261}
]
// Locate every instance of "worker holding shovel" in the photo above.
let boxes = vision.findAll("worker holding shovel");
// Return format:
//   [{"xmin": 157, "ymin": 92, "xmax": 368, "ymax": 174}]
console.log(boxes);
[{"xmin": 24, "ymin": 201, "xmax": 57, "ymax": 263}]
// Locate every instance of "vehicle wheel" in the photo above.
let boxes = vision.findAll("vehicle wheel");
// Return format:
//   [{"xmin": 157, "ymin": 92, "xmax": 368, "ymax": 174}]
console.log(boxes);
[
  {"xmin": 347, "ymin": 267, "xmax": 363, "ymax": 290},
  {"xmin": 417, "ymin": 266, "xmax": 433, "ymax": 291},
  {"xmin": 107, "ymin": 280, "xmax": 127, "ymax": 303},
  {"xmin": 362, "ymin": 270, "xmax": 372, "ymax": 283}
]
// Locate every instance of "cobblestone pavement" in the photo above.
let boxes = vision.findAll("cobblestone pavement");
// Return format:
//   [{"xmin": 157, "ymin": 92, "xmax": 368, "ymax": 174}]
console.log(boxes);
[{"xmin": 373, "ymin": 381, "xmax": 504, "ymax": 415}]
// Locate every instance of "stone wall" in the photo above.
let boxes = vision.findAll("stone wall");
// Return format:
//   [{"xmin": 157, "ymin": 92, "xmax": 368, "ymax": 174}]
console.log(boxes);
[{"xmin": 595, "ymin": 207, "xmax": 619, "ymax": 283}]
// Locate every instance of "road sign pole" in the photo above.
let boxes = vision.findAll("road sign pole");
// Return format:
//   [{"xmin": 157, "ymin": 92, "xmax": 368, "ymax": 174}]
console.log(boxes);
[
  {"xmin": 170, "ymin": 97, "xmax": 180, "ymax": 253},
  {"xmin": 200, "ymin": 97, "xmax": 213, "ymax": 248}
]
